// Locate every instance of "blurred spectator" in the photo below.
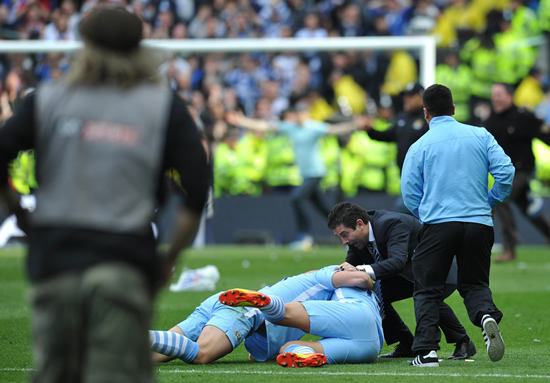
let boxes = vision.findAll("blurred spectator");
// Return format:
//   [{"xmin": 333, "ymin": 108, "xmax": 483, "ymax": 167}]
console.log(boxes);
[
  {"xmin": 59, "ymin": 0, "xmax": 80, "ymax": 36},
  {"xmin": 170, "ymin": 21, "xmax": 187, "ymax": 38},
  {"xmin": 286, "ymin": 0, "xmax": 312, "ymax": 32},
  {"xmin": 188, "ymin": 4, "xmax": 226, "ymax": 38},
  {"xmin": 369, "ymin": 0, "xmax": 411, "ymax": 37},
  {"xmin": 295, "ymin": 11, "xmax": 327, "ymax": 38},
  {"xmin": 260, "ymin": 79, "xmax": 289, "ymax": 117},
  {"xmin": 485, "ymin": 83, "xmax": 550, "ymax": 262},
  {"xmin": 460, "ymin": 28, "xmax": 499, "ymax": 122},
  {"xmin": 493, "ymin": 9, "xmax": 538, "ymax": 86},
  {"xmin": 506, "ymin": 0, "xmax": 540, "ymax": 39},
  {"xmin": 406, "ymin": 0, "xmax": 439, "ymax": 36},
  {"xmin": 34, "ymin": 52, "xmax": 70, "ymax": 82},
  {"xmin": 514, "ymin": 67, "xmax": 545, "ymax": 110},
  {"xmin": 151, "ymin": 3, "xmax": 175, "ymax": 39},
  {"xmin": 18, "ymin": 2, "xmax": 44, "ymax": 39},
  {"xmin": 432, "ymin": 0, "xmax": 487, "ymax": 47},
  {"xmin": 335, "ymin": 2, "xmax": 370, "ymax": 37},
  {"xmin": 42, "ymin": 11, "xmax": 76, "ymax": 41},
  {"xmin": 435, "ymin": 48, "xmax": 473, "ymax": 122},
  {"xmin": 272, "ymin": 46, "xmax": 300, "ymax": 98},
  {"xmin": 158, "ymin": 53, "xmax": 191, "ymax": 91},
  {"xmin": 224, "ymin": 53, "xmax": 262, "ymax": 114},
  {"xmin": 381, "ymin": 50, "xmax": 418, "ymax": 106}
]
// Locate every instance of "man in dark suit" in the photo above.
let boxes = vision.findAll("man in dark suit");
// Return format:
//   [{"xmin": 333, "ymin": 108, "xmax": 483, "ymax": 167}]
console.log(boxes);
[{"xmin": 327, "ymin": 202, "xmax": 475, "ymax": 359}]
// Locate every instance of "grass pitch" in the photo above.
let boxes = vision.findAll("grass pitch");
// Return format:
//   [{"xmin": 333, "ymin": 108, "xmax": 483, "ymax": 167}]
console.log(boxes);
[{"xmin": 1, "ymin": 245, "xmax": 549, "ymax": 382}]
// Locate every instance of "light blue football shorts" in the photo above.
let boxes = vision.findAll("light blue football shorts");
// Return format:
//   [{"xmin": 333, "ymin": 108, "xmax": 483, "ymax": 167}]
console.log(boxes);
[
  {"xmin": 302, "ymin": 300, "xmax": 382, "ymax": 364},
  {"xmin": 176, "ymin": 293, "xmax": 263, "ymax": 349}
]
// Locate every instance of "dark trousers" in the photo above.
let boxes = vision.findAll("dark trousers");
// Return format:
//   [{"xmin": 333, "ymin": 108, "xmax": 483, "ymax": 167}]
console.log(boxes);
[
  {"xmin": 290, "ymin": 177, "xmax": 330, "ymax": 234},
  {"xmin": 381, "ymin": 275, "xmax": 466, "ymax": 346},
  {"xmin": 496, "ymin": 171, "xmax": 550, "ymax": 251},
  {"xmin": 412, "ymin": 222, "xmax": 503, "ymax": 353}
]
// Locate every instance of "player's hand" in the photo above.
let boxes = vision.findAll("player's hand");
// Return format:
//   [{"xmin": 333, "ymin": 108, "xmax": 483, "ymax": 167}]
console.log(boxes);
[
  {"xmin": 225, "ymin": 110, "xmax": 243, "ymax": 126},
  {"xmin": 354, "ymin": 114, "xmax": 373, "ymax": 131},
  {"xmin": 338, "ymin": 262, "xmax": 356, "ymax": 271}
]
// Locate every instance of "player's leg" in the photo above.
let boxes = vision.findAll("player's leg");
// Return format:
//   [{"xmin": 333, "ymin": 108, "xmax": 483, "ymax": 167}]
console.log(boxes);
[
  {"xmin": 150, "ymin": 293, "xmax": 219, "ymax": 363},
  {"xmin": 219, "ymin": 289, "xmax": 287, "ymax": 323},
  {"xmin": 150, "ymin": 325, "xmax": 199, "ymax": 363},
  {"xmin": 192, "ymin": 325, "xmax": 234, "ymax": 364}
]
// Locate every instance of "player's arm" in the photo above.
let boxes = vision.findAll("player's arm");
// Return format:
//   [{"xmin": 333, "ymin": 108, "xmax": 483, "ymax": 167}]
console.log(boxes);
[
  {"xmin": 400, "ymin": 147, "xmax": 423, "ymax": 218},
  {"xmin": 225, "ymin": 110, "xmax": 277, "ymax": 133},
  {"xmin": 326, "ymin": 119, "xmax": 357, "ymax": 136},
  {"xmin": 361, "ymin": 116, "xmax": 396, "ymax": 142},
  {"xmin": 486, "ymin": 132, "xmax": 515, "ymax": 207},
  {"xmin": 332, "ymin": 269, "xmax": 374, "ymax": 290},
  {"xmin": 159, "ymin": 94, "xmax": 211, "ymax": 285}
]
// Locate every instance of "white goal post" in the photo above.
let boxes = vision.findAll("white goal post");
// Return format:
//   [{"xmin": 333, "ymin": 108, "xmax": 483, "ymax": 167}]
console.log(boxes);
[{"xmin": 0, "ymin": 36, "xmax": 437, "ymax": 87}]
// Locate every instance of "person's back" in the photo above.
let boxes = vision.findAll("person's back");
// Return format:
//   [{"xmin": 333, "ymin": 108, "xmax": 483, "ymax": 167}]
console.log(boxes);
[{"xmin": 403, "ymin": 117, "xmax": 501, "ymax": 225}]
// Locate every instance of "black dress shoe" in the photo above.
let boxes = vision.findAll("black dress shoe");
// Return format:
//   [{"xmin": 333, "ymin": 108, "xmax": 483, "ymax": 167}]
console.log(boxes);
[
  {"xmin": 379, "ymin": 342, "xmax": 415, "ymax": 358},
  {"xmin": 447, "ymin": 338, "xmax": 477, "ymax": 360}
]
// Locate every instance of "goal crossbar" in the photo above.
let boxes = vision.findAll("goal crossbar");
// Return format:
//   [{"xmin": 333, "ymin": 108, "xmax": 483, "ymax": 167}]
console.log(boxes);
[{"xmin": 0, "ymin": 36, "xmax": 436, "ymax": 86}]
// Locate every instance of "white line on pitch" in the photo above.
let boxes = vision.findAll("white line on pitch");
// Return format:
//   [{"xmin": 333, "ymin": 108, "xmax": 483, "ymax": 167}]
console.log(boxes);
[{"xmin": 160, "ymin": 369, "xmax": 550, "ymax": 379}]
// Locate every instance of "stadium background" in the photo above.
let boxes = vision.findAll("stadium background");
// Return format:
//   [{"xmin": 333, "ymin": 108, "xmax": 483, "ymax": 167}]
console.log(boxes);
[{"xmin": 2, "ymin": 0, "xmax": 550, "ymax": 246}]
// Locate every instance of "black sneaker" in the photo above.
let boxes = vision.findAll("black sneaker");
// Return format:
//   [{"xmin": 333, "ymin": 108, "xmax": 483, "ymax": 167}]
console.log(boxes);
[
  {"xmin": 482, "ymin": 314, "xmax": 505, "ymax": 362},
  {"xmin": 379, "ymin": 342, "xmax": 414, "ymax": 358},
  {"xmin": 409, "ymin": 350, "xmax": 439, "ymax": 367},
  {"xmin": 447, "ymin": 337, "xmax": 477, "ymax": 360}
]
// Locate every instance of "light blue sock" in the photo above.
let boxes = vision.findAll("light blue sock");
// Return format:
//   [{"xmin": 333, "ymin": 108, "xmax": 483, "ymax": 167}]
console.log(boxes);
[
  {"xmin": 149, "ymin": 330, "xmax": 199, "ymax": 363},
  {"xmin": 283, "ymin": 344, "xmax": 315, "ymax": 355},
  {"xmin": 260, "ymin": 294, "xmax": 286, "ymax": 322}
]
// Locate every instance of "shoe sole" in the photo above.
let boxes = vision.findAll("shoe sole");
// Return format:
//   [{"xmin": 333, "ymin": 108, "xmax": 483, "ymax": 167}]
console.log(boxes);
[
  {"xmin": 219, "ymin": 289, "xmax": 271, "ymax": 307},
  {"xmin": 482, "ymin": 318, "xmax": 505, "ymax": 362},
  {"xmin": 409, "ymin": 358, "xmax": 439, "ymax": 367},
  {"xmin": 276, "ymin": 352, "xmax": 327, "ymax": 368}
]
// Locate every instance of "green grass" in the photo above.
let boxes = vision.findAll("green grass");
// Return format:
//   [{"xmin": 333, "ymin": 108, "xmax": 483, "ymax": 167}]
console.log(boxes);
[{"xmin": 1, "ymin": 245, "xmax": 549, "ymax": 382}]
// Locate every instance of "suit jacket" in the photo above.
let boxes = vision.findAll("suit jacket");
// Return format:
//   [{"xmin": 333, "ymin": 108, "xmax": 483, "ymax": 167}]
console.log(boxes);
[{"xmin": 345, "ymin": 210, "xmax": 421, "ymax": 282}]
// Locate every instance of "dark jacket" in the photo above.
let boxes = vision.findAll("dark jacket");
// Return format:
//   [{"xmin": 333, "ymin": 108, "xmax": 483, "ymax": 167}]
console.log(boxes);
[
  {"xmin": 367, "ymin": 108, "xmax": 428, "ymax": 170},
  {"xmin": 345, "ymin": 209, "xmax": 421, "ymax": 282},
  {"xmin": 484, "ymin": 105, "xmax": 550, "ymax": 174}
]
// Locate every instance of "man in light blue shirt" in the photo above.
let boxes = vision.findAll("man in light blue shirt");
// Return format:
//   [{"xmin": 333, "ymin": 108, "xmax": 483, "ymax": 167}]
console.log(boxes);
[
  {"xmin": 401, "ymin": 84, "xmax": 515, "ymax": 367},
  {"xmin": 226, "ymin": 102, "xmax": 358, "ymax": 248}
]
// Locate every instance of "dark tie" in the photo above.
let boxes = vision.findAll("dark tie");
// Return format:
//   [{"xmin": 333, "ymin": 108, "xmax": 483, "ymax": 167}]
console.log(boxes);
[{"xmin": 367, "ymin": 241, "xmax": 385, "ymax": 319}]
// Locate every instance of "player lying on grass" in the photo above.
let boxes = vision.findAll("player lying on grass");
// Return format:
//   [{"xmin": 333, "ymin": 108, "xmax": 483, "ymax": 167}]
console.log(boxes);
[
  {"xmin": 220, "ymin": 281, "xmax": 384, "ymax": 368},
  {"xmin": 149, "ymin": 265, "xmax": 382, "ymax": 365}
]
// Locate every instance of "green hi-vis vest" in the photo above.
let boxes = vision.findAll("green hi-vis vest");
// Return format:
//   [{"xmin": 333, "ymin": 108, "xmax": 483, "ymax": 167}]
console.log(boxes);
[
  {"xmin": 9, "ymin": 150, "xmax": 38, "ymax": 195},
  {"xmin": 435, "ymin": 63, "xmax": 473, "ymax": 122},
  {"xmin": 264, "ymin": 132, "xmax": 302, "ymax": 188}
]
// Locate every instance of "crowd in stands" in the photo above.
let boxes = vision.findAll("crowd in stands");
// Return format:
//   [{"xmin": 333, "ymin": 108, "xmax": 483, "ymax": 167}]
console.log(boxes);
[{"xmin": 2, "ymin": 0, "xmax": 550, "ymax": 198}]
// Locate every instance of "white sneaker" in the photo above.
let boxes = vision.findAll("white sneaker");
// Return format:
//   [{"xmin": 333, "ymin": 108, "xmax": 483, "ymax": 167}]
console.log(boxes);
[
  {"xmin": 482, "ymin": 314, "xmax": 505, "ymax": 362},
  {"xmin": 409, "ymin": 350, "xmax": 439, "ymax": 367},
  {"xmin": 170, "ymin": 265, "xmax": 220, "ymax": 292}
]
